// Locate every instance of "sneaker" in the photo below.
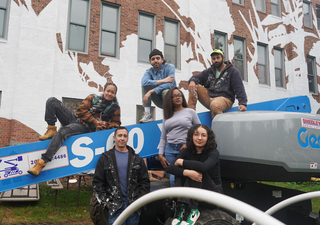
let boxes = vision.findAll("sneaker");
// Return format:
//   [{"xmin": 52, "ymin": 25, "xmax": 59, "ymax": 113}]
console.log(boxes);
[
  {"xmin": 139, "ymin": 112, "xmax": 154, "ymax": 123},
  {"xmin": 171, "ymin": 203, "xmax": 185, "ymax": 225},
  {"xmin": 181, "ymin": 209, "xmax": 200, "ymax": 225}
]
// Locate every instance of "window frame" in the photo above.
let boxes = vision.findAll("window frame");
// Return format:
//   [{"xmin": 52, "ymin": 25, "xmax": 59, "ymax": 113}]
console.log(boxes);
[
  {"xmin": 138, "ymin": 12, "xmax": 155, "ymax": 63},
  {"xmin": 303, "ymin": 1, "xmax": 312, "ymax": 28},
  {"xmin": 99, "ymin": 2, "xmax": 120, "ymax": 58},
  {"xmin": 255, "ymin": 0, "xmax": 266, "ymax": 13},
  {"xmin": 0, "ymin": 0, "xmax": 10, "ymax": 40},
  {"xmin": 257, "ymin": 43, "xmax": 269, "ymax": 85},
  {"xmin": 214, "ymin": 31, "xmax": 228, "ymax": 60},
  {"xmin": 233, "ymin": 37, "xmax": 247, "ymax": 82},
  {"xmin": 67, "ymin": 0, "xmax": 90, "ymax": 53},
  {"xmin": 271, "ymin": 0, "xmax": 281, "ymax": 17},
  {"xmin": 164, "ymin": 18, "xmax": 180, "ymax": 69},
  {"xmin": 274, "ymin": 47, "xmax": 285, "ymax": 88},
  {"xmin": 307, "ymin": 55, "xmax": 317, "ymax": 94}
]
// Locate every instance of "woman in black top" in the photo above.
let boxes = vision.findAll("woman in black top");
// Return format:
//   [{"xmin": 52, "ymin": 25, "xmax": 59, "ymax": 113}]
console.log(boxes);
[{"xmin": 167, "ymin": 124, "xmax": 222, "ymax": 225}]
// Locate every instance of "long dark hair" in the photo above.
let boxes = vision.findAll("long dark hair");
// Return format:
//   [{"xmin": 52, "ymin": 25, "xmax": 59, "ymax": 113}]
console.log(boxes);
[
  {"xmin": 162, "ymin": 87, "xmax": 187, "ymax": 119},
  {"xmin": 103, "ymin": 82, "xmax": 119, "ymax": 104},
  {"xmin": 186, "ymin": 124, "xmax": 217, "ymax": 154}
]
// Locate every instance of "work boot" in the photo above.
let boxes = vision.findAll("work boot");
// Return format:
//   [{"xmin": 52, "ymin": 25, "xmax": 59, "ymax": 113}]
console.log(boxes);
[
  {"xmin": 39, "ymin": 125, "xmax": 57, "ymax": 141},
  {"xmin": 27, "ymin": 159, "xmax": 46, "ymax": 177}
]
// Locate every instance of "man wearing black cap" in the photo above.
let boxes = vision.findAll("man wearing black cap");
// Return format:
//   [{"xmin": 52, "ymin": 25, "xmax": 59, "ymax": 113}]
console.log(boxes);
[
  {"xmin": 188, "ymin": 49, "xmax": 247, "ymax": 118},
  {"xmin": 140, "ymin": 49, "xmax": 176, "ymax": 123}
]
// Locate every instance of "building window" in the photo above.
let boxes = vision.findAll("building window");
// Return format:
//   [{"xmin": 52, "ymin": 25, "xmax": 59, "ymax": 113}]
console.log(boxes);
[
  {"xmin": 234, "ymin": 37, "xmax": 246, "ymax": 81},
  {"xmin": 274, "ymin": 48, "xmax": 284, "ymax": 88},
  {"xmin": 232, "ymin": 0, "xmax": 244, "ymax": 5},
  {"xmin": 255, "ymin": 0, "xmax": 266, "ymax": 12},
  {"xmin": 164, "ymin": 19, "xmax": 179, "ymax": 68},
  {"xmin": 271, "ymin": 0, "xmax": 281, "ymax": 17},
  {"xmin": 303, "ymin": 1, "xmax": 312, "ymax": 28},
  {"xmin": 138, "ymin": 13, "xmax": 154, "ymax": 63},
  {"xmin": 214, "ymin": 31, "xmax": 227, "ymax": 60},
  {"xmin": 0, "ymin": 0, "xmax": 9, "ymax": 39},
  {"xmin": 307, "ymin": 56, "xmax": 316, "ymax": 93},
  {"xmin": 257, "ymin": 43, "xmax": 269, "ymax": 85},
  {"xmin": 67, "ymin": 0, "xmax": 90, "ymax": 52},
  {"xmin": 100, "ymin": 3, "xmax": 119, "ymax": 57},
  {"xmin": 316, "ymin": 5, "xmax": 320, "ymax": 30}
]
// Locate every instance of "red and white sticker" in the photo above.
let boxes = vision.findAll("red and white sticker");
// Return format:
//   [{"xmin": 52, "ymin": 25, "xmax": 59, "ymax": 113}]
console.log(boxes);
[
  {"xmin": 310, "ymin": 162, "xmax": 318, "ymax": 169},
  {"xmin": 302, "ymin": 118, "xmax": 320, "ymax": 130}
]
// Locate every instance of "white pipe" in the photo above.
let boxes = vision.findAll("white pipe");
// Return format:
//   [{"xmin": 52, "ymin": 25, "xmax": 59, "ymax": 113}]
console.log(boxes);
[
  {"xmin": 252, "ymin": 191, "xmax": 320, "ymax": 225},
  {"xmin": 114, "ymin": 187, "xmax": 284, "ymax": 225}
]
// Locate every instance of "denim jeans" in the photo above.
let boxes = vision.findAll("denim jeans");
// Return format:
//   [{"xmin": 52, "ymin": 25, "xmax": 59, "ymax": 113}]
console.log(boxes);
[
  {"xmin": 41, "ymin": 97, "xmax": 88, "ymax": 163},
  {"xmin": 108, "ymin": 201, "xmax": 140, "ymax": 225},
  {"xmin": 164, "ymin": 143, "xmax": 183, "ymax": 187}
]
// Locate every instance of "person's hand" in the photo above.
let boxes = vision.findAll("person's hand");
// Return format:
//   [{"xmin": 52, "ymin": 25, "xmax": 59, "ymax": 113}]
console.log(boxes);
[
  {"xmin": 184, "ymin": 169, "xmax": 202, "ymax": 182},
  {"xmin": 159, "ymin": 154, "xmax": 169, "ymax": 169},
  {"xmin": 188, "ymin": 81, "xmax": 196, "ymax": 94},
  {"xmin": 163, "ymin": 76, "xmax": 175, "ymax": 83},
  {"xmin": 238, "ymin": 105, "xmax": 247, "ymax": 112},
  {"xmin": 175, "ymin": 158, "xmax": 184, "ymax": 167},
  {"xmin": 179, "ymin": 144, "xmax": 187, "ymax": 152},
  {"xmin": 96, "ymin": 121, "xmax": 106, "ymax": 130},
  {"xmin": 143, "ymin": 91, "xmax": 152, "ymax": 104}
]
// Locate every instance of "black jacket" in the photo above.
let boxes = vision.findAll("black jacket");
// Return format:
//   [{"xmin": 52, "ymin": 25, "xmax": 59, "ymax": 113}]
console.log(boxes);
[
  {"xmin": 189, "ymin": 61, "xmax": 247, "ymax": 106},
  {"xmin": 92, "ymin": 146, "xmax": 150, "ymax": 215}
]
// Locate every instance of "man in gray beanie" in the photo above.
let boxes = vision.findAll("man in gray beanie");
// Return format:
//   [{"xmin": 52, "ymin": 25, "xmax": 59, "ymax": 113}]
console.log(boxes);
[{"xmin": 140, "ymin": 49, "xmax": 176, "ymax": 123}]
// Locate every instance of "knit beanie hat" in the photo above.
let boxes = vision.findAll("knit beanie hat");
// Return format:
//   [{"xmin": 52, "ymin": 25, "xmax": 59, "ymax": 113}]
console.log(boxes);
[{"xmin": 149, "ymin": 49, "xmax": 163, "ymax": 60}]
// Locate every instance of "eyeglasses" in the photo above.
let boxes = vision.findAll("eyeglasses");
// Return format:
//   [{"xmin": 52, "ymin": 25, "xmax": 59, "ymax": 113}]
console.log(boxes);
[{"xmin": 171, "ymin": 94, "xmax": 183, "ymax": 99}]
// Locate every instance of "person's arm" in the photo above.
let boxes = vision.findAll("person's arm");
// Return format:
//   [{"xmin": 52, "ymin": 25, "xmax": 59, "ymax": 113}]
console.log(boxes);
[
  {"xmin": 182, "ymin": 149, "xmax": 220, "ymax": 173},
  {"xmin": 230, "ymin": 69, "xmax": 247, "ymax": 110},
  {"xmin": 102, "ymin": 107, "xmax": 121, "ymax": 130},
  {"xmin": 191, "ymin": 109, "xmax": 201, "ymax": 125},
  {"xmin": 153, "ymin": 64, "xmax": 176, "ymax": 94},
  {"xmin": 188, "ymin": 69, "xmax": 210, "ymax": 93},
  {"xmin": 167, "ymin": 149, "xmax": 189, "ymax": 176},
  {"xmin": 92, "ymin": 156, "xmax": 109, "ymax": 208},
  {"xmin": 137, "ymin": 156, "xmax": 150, "ymax": 198},
  {"xmin": 76, "ymin": 95, "xmax": 100, "ymax": 127},
  {"xmin": 158, "ymin": 119, "xmax": 170, "ymax": 169}
]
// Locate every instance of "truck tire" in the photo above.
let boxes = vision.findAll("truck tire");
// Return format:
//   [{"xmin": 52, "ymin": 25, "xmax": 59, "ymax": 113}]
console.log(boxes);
[
  {"xmin": 165, "ymin": 208, "xmax": 240, "ymax": 225},
  {"xmin": 89, "ymin": 192, "xmax": 109, "ymax": 225}
]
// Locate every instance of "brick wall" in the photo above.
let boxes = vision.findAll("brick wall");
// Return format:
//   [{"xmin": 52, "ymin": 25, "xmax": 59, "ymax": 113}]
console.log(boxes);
[{"xmin": 0, "ymin": 118, "xmax": 39, "ymax": 147}]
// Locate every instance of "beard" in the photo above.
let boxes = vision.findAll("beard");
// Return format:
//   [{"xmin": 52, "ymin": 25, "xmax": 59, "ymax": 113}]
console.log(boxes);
[{"xmin": 213, "ymin": 60, "xmax": 224, "ymax": 69}]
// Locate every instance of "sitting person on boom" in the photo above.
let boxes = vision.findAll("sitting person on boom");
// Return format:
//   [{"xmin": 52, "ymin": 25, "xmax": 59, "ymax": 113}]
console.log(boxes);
[{"xmin": 28, "ymin": 82, "xmax": 121, "ymax": 177}]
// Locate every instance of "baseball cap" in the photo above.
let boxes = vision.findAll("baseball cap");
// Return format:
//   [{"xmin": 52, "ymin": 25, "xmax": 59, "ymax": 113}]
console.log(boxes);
[{"xmin": 210, "ymin": 49, "xmax": 224, "ymax": 57}]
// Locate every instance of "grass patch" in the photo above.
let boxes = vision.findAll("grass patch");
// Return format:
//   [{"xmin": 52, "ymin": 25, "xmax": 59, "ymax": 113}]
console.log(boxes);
[
  {"xmin": 262, "ymin": 181, "xmax": 320, "ymax": 213},
  {"xmin": 0, "ymin": 179, "xmax": 93, "ymax": 225}
]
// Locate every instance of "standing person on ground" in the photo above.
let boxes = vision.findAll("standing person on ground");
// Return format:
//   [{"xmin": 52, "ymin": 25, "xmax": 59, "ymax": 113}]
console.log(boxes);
[
  {"xmin": 158, "ymin": 87, "xmax": 200, "ymax": 187},
  {"xmin": 168, "ymin": 124, "xmax": 222, "ymax": 225},
  {"xmin": 28, "ymin": 83, "xmax": 121, "ymax": 177},
  {"xmin": 92, "ymin": 126, "xmax": 150, "ymax": 225},
  {"xmin": 140, "ymin": 49, "xmax": 176, "ymax": 123},
  {"xmin": 188, "ymin": 49, "xmax": 247, "ymax": 118}
]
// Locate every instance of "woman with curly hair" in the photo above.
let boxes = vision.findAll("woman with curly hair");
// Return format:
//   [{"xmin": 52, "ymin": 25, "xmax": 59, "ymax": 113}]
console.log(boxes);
[
  {"xmin": 158, "ymin": 87, "xmax": 200, "ymax": 186},
  {"xmin": 167, "ymin": 124, "xmax": 222, "ymax": 225}
]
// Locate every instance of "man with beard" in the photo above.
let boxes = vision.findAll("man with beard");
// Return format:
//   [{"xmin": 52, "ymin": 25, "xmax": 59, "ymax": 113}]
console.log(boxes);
[
  {"xmin": 140, "ymin": 49, "xmax": 176, "ymax": 123},
  {"xmin": 187, "ymin": 49, "xmax": 247, "ymax": 118}
]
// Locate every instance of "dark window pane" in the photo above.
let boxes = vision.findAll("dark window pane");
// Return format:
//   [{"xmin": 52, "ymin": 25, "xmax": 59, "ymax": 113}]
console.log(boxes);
[
  {"xmin": 138, "ymin": 39, "xmax": 152, "ymax": 63},
  {"xmin": 68, "ymin": 24, "xmax": 86, "ymax": 52},
  {"xmin": 0, "ymin": 9, "xmax": 4, "ymax": 37},
  {"xmin": 307, "ymin": 57, "xmax": 314, "ymax": 75},
  {"xmin": 308, "ymin": 75, "xmax": 315, "ymax": 93},
  {"xmin": 234, "ymin": 59, "xmax": 244, "ymax": 80},
  {"xmin": 102, "ymin": 6, "xmax": 117, "ymax": 32},
  {"xmin": 234, "ymin": 39, "xmax": 243, "ymax": 60},
  {"xmin": 139, "ymin": 14, "xmax": 153, "ymax": 40},
  {"xmin": 258, "ymin": 64, "xmax": 267, "ymax": 84},
  {"xmin": 0, "ymin": 0, "xmax": 7, "ymax": 8},
  {"xmin": 275, "ymin": 68, "xmax": 283, "ymax": 87},
  {"xmin": 165, "ymin": 21, "xmax": 177, "ymax": 45},
  {"xmin": 164, "ymin": 45, "xmax": 177, "ymax": 67},
  {"xmin": 101, "ymin": 31, "xmax": 116, "ymax": 56},
  {"xmin": 70, "ymin": 0, "xmax": 88, "ymax": 26},
  {"xmin": 304, "ymin": 2, "xmax": 312, "ymax": 27}
]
